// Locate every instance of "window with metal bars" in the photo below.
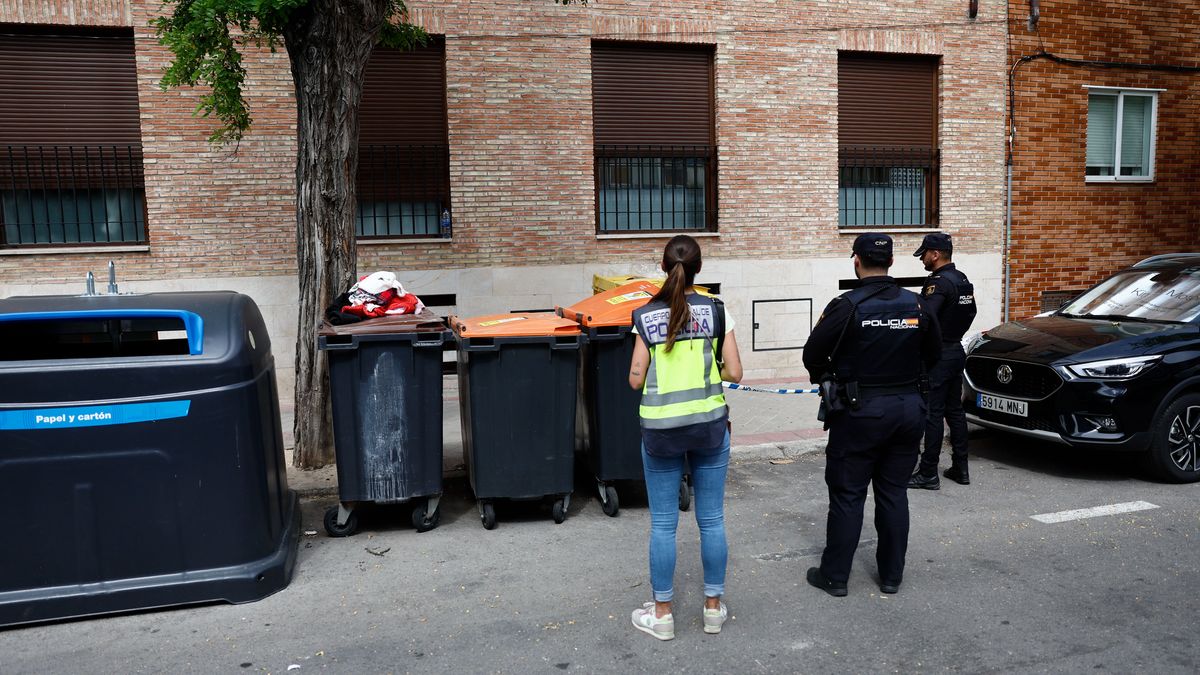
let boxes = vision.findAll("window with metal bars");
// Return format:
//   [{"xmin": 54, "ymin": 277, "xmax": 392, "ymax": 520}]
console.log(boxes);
[
  {"xmin": 837, "ymin": 52, "xmax": 939, "ymax": 228},
  {"xmin": 356, "ymin": 39, "xmax": 450, "ymax": 239},
  {"xmin": 0, "ymin": 27, "xmax": 146, "ymax": 248},
  {"xmin": 595, "ymin": 146, "xmax": 710, "ymax": 231},
  {"xmin": 592, "ymin": 42, "xmax": 716, "ymax": 233},
  {"xmin": 837, "ymin": 146, "xmax": 939, "ymax": 227}
]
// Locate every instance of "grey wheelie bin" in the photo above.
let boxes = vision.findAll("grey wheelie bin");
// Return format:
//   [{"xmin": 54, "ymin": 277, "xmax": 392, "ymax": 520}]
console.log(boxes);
[
  {"xmin": 317, "ymin": 310, "xmax": 450, "ymax": 536},
  {"xmin": 557, "ymin": 280, "xmax": 692, "ymax": 517},
  {"xmin": 0, "ymin": 291, "xmax": 299, "ymax": 628},
  {"xmin": 451, "ymin": 312, "xmax": 581, "ymax": 529}
]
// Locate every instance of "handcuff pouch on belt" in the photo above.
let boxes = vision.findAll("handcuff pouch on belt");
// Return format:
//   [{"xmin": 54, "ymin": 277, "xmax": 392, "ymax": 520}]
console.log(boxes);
[{"xmin": 816, "ymin": 377, "xmax": 860, "ymax": 429}]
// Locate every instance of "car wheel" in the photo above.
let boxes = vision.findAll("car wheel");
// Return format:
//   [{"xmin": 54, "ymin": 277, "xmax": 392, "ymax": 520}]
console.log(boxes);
[{"xmin": 1146, "ymin": 393, "xmax": 1200, "ymax": 483}]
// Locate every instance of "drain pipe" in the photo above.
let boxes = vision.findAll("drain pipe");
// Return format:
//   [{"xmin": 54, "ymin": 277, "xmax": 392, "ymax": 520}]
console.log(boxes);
[{"xmin": 1004, "ymin": 160, "xmax": 1012, "ymax": 323}]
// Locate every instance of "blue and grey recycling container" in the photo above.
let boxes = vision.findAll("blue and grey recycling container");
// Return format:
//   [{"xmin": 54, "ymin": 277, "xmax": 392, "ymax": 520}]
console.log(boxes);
[
  {"xmin": 317, "ymin": 310, "xmax": 450, "ymax": 537},
  {"xmin": 0, "ymin": 291, "xmax": 299, "ymax": 627}
]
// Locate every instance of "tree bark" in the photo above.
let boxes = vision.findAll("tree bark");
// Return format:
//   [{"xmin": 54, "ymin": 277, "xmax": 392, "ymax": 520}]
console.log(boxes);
[{"xmin": 284, "ymin": 0, "xmax": 390, "ymax": 468}]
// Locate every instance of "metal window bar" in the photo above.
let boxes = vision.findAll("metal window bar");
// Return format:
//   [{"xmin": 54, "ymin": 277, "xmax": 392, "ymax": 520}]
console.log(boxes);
[
  {"xmin": 0, "ymin": 145, "xmax": 146, "ymax": 248},
  {"xmin": 356, "ymin": 144, "xmax": 449, "ymax": 239},
  {"xmin": 595, "ymin": 144, "xmax": 713, "ymax": 233},
  {"xmin": 837, "ymin": 145, "xmax": 939, "ymax": 228}
]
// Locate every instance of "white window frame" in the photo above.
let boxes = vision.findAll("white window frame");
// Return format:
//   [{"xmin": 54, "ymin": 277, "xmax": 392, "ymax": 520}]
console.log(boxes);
[{"xmin": 1084, "ymin": 85, "xmax": 1161, "ymax": 183}]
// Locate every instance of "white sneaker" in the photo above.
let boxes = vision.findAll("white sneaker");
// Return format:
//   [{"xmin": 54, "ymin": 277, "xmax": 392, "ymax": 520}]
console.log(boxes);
[
  {"xmin": 631, "ymin": 602, "xmax": 675, "ymax": 641},
  {"xmin": 703, "ymin": 601, "xmax": 728, "ymax": 634}
]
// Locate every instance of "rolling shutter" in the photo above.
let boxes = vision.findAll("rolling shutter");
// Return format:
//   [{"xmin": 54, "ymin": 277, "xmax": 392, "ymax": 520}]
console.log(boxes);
[
  {"xmin": 356, "ymin": 39, "xmax": 449, "ymax": 237},
  {"xmin": 359, "ymin": 38, "xmax": 447, "ymax": 145},
  {"xmin": 0, "ymin": 27, "xmax": 141, "ymax": 146},
  {"xmin": 838, "ymin": 52, "xmax": 936, "ymax": 151},
  {"xmin": 591, "ymin": 43, "xmax": 713, "ymax": 147}
]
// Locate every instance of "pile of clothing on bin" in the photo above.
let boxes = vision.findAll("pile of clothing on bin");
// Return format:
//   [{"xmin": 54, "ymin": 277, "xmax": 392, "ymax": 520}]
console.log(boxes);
[{"xmin": 324, "ymin": 271, "xmax": 426, "ymax": 325}]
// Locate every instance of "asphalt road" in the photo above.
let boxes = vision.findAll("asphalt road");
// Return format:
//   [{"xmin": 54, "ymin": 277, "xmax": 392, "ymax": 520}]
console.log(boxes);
[{"xmin": 4, "ymin": 429, "xmax": 1200, "ymax": 674}]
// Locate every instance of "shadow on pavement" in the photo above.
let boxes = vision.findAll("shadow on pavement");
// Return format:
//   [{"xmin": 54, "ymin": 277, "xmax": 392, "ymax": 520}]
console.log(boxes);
[{"xmin": 967, "ymin": 427, "xmax": 1146, "ymax": 483}]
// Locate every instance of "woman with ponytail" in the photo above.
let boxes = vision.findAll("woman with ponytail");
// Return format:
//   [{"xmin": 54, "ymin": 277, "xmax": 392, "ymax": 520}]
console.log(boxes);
[{"xmin": 627, "ymin": 235, "xmax": 743, "ymax": 640}]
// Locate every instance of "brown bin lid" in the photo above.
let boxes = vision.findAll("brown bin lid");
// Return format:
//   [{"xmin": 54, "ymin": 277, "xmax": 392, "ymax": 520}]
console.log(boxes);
[
  {"xmin": 557, "ymin": 280, "xmax": 659, "ymax": 328},
  {"xmin": 318, "ymin": 308, "xmax": 447, "ymax": 336},
  {"xmin": 450, "ymin": 312, "xmax": 582, "ymax": 338}
]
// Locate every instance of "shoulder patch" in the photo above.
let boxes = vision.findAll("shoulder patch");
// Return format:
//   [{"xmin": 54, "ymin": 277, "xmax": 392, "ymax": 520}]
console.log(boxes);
[{"xmin": 923, "ymin": 285, "xmax": 936, "ymax": 296}]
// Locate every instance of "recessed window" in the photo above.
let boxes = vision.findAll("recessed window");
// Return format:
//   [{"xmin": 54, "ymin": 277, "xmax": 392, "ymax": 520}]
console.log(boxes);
[
  {"xmin": 838, "ymin": 52, "xmax": 940, "ymax": 228},
  {"xmin": 591, "ymin": 42, "xmax": 716, "ymax": 233},
  {"xmin": 1086, "ymin": 89, "xmax": 1157, "ymax": 181},
  {"xmin": 356, "ymin": 38, "xmax": 449, "ymax": 239},
  {"xmin": 0, "ymin": 26, "xmax": 146, "ymax": 249}
]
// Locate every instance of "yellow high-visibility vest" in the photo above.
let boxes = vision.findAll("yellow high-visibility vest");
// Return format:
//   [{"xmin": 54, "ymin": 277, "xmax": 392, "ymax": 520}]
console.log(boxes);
[{"xmin": 633, "ymin": 296, "xmax": 727, "ymax": 430}]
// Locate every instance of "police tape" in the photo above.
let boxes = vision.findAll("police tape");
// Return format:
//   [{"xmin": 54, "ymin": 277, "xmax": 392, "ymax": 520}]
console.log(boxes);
[{"xmin": 722, "ymin": 382, "xmax": 820, "ymax": 395}]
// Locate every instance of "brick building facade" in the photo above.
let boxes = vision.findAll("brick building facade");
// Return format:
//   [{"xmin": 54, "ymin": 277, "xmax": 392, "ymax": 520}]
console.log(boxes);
[
  {"xmin": 1007, "ymin": 0, "xmax": 1200, "ymax": 319},
  {"xmin": 0, "ymin": 0, "xmax": 1008, "ymax": 399}
]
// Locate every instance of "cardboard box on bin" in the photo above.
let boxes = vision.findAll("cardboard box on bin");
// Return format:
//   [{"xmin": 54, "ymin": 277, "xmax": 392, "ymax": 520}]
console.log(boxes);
[{"xmin": 592, "ymin": 273, "xmax": 714, "ymax": 297}]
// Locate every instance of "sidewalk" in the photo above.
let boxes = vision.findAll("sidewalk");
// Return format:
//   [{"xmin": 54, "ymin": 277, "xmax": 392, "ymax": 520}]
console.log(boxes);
[{"xmin": 281, "ymin": 373, "xmax": 829, "ymax": 499}]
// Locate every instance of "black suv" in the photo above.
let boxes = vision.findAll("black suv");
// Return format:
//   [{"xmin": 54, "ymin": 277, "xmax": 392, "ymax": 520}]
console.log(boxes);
[{"xmin": 963, "ymin": 254, "xmax": 1200, "ymax": 482}]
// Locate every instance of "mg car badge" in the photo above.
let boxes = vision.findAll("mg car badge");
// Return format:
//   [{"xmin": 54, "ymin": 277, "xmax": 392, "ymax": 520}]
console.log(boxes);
[{"xmin": 996, "ymin": 364, "xmax": 1013, "ymax": 384}]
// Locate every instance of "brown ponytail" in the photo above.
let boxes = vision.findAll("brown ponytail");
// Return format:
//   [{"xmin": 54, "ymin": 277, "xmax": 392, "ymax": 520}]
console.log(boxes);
[{"xmin": 651, "ymin": 235, "xmax": 702, "ymax": 353}]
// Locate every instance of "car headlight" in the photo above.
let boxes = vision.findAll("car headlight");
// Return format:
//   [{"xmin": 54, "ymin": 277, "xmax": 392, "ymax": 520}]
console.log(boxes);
[
  {"xmin": 1063, "ymin": 355, "xmax": 1161, "ymax": 380},
  {"xmin": 962, "ymin": 331, "xmax": 986, "ymax": 354}
]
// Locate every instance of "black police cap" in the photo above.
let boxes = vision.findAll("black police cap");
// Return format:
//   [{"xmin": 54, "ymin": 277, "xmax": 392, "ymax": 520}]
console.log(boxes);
[
  {"xmin": 913, "ymin": 232, "xmax": 952, "ymax": 257},
  {"xmin": 851, "ymin": 233, "xmax": 893, "ymax": 258}
]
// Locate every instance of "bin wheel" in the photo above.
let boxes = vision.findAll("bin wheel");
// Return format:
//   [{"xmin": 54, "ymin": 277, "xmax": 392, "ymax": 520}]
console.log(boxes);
[
  {"xmin": 601, "ymin": 486, "xmax": 620, "ymax": 517},
  {"xmin": 480, "ymin": 502, "xmax": 497, "ymax": 530},
  {"xmin": 323, "ymin": 505, "xmax": 358, "ymax": 537},
  {"xmin": 411, "ymin": 503, "xmax": 440, "ymax": 533},
  {"xmin": 678, "ymin": 479, "xmax": 692, "ymax": 512},
  {"xmin": 552, "ymin": 498, "xmax": 568, "ymax": 524}
]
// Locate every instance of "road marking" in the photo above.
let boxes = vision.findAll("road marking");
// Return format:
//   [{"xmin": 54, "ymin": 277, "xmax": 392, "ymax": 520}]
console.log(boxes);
[{"xmin": 1031, "ymin": 501, "xmax": 1159, "ymax": 524}]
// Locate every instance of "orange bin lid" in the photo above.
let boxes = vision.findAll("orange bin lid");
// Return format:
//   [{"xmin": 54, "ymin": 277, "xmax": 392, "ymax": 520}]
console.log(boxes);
[
  {"xmin": 557, "ymin": 280, "xmax": 660, "ymax": 328},
  {"xmin": 450, "ymin": 312, "xmax": 582, "ymax": 338}
]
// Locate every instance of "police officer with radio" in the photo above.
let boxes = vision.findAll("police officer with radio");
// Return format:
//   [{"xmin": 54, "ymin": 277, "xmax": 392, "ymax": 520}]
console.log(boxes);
[
  {"xmin": 801, "ymin": 233, "xmax": 941, "ymax": 596},
  {"xmin": 907, "ymin": 233, "xmax": 977, "ymax": 490}
]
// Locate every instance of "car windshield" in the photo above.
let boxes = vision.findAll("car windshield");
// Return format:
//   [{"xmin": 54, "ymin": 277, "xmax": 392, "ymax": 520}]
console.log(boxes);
[{"xmin": 1060, "ymin": 267, "xmax": 1200, "ymax": 323}]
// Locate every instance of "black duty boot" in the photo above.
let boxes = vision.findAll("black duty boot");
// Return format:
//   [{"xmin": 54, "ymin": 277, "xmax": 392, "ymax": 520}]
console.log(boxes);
[
  {"xmin": 943, "ymin": 464, "xmax": 970, "ymax": 485},
  {"xmin": 806, "ymin": 567, "xmax": 848, "ymax": 597},
  {"xmin": 906, "ymin": 471, "xmax": 940, "ymax": 490}
]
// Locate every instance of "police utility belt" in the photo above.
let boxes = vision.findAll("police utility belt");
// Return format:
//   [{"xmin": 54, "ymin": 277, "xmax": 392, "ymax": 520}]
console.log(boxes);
[{"xmin": 818, "ymin": 378, "xmax": 925, "ymax": 421}]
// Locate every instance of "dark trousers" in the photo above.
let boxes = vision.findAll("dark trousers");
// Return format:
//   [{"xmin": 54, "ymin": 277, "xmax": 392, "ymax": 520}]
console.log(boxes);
[
  {"xmin": 820, "ymin": 393, "xmax": 924, "ymax": 585},
  {"xmin": 918, "ymin": 344, "xmax": 969, "ymax": 475}
]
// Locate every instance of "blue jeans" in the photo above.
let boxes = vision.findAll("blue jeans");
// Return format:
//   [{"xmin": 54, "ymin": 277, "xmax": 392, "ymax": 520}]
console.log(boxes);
[{"xmin": 641, "ymin": 430, "xmax": 730, "ymax": 602}]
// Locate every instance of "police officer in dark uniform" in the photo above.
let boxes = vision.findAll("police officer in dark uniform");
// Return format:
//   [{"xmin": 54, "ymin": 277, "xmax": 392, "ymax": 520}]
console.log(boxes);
[
  {"xmin": 907, "ymin": 233, "xmax": 977, "ymax": 489},
  {"xmin": 801, "ymin": 234, "xmax": 941, "ymax": 596}
]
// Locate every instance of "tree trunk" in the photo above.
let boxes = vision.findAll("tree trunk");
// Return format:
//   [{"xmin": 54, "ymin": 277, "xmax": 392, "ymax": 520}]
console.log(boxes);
[{"xmin": 284, "ymin": 0, "xmax": 390, "ymax": 468}]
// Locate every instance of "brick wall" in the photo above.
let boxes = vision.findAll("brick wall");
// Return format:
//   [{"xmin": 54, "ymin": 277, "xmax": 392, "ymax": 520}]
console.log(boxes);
[
  {"xmin": 0, "ymin": 0, "xmax": 298, "ymax": 284},
  {"xmin": 1, "ymin": 0, "xmax": 1008, "ymax": 391},
  {"xmin": 2, "ymin": 0, "xmax": 1005, "ymax": 279},
  {"xmin": 1007, "ymin": 0, "xmax": 1200, "ymax": 318}
]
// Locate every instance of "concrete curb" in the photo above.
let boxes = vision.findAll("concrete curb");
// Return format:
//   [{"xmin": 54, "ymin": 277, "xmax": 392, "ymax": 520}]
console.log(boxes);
[{"xmin": 730, "ymin": 437, "xmax": 828, "ymax": 463}]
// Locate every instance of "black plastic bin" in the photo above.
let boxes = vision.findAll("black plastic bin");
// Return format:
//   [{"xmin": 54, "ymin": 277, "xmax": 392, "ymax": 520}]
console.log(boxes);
[
  {"xmin": 0, "ymin": 291, "xmax": 299, "ymax": 628},
  {"xmin": 451, "ymin": 312, "xmax": 582, "ymax": 529},
  {"xmin": 557, "ymin": 281, "xmax": 692, "ymax": 517},
  {"xmin": 317, "ymin": 310, "xmax": 449, "ymax": 536}
]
